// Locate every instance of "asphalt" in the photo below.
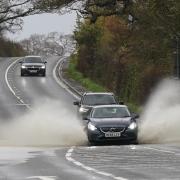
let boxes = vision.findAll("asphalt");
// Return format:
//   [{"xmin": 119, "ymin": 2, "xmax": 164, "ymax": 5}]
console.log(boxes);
[{"xmin": 0, "ymin": 56, "xmax": 179, "ymax": 179}]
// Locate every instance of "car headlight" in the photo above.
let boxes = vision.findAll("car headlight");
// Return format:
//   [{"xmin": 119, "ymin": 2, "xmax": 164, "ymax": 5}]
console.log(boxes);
[
  {"xmin": 88, "ymin": 122, "xmax": 97, "ymax": 131},
  {"xmin": 41, "ymin": 65, "xmax": 45, "ymax": 69},
  {"xmin": 21, "ymin": 65, "xmax": 26, "ymax": 69},
  {"xmin": 128, "ymin": 122, "xmax": 137, "ymax": 130},
  {"xmin": 79, "ymin": 107, "xmax": 89, "ymax": 113}
]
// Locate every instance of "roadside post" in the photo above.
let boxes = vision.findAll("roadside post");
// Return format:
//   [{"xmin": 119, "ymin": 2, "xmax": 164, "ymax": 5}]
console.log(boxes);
[{"xmin": 176, "ymin": 36, "xmax": 180, "ymax": 78}]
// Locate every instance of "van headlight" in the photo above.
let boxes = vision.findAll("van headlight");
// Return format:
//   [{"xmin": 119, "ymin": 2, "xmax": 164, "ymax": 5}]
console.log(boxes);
[
  {"xmin": 128, "ymin": 122, "xmax": 137, "ymax": 130},
  {"xmin": 88, "ymin": 122, "xmax": 97, "ymax": 131},
  {"xmin": 79, "ymin": 107, "xmax": 89, "ymax": 113}
]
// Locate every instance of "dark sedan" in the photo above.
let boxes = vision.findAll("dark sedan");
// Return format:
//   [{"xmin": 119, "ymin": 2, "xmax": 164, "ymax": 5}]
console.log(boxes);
[
  {"xmin": 85, "ymin": 105, "xmax": 138, "ymax": 144},
  {"xmin": 20, "ymin": 56, "xmax": 47, "ymax": 76}
]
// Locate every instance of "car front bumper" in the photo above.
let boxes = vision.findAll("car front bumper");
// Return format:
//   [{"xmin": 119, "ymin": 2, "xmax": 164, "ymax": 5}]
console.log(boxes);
[
  {"xmin": 87, "ymin": 128, "xmax": 137, "ymax": 143},
  {"xmin": 21, "ymin": 68, "xmax": 45, "ymax": 75}
]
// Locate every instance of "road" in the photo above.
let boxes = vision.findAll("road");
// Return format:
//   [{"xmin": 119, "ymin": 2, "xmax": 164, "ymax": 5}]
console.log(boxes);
[{"xmin": 0, "ymin": 56, "xmax": 179, "ymax": 180}]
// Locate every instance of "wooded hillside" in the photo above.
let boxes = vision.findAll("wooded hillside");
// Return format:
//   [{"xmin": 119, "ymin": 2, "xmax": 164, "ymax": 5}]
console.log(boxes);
[
  {"xmin": 73, "ymin": 0, "xmax": 179, "ymax": 104},
  {"xmin": 0, "ymin": 37, "xmax": 25, "ymax": 57}
]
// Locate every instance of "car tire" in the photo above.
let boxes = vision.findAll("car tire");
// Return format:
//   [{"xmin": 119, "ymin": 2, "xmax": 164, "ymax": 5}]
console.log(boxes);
[
  {"xmin": 131, "ymin": 139, "xmax": 138, "ymax": 145},
  {"xmin": 42, "ymin": 72, "xmax": 46, "ymax": 77},
  {"xmin": 21, "ymin": 71, "xmax": 24, "ymax": 76},
  {"xmin": 88, "ymin": 134, "xmax": 96, "ymax": 146},
  {"xmin": 88, "ymin": 140, "xmax": 96, "ymax": 146}
]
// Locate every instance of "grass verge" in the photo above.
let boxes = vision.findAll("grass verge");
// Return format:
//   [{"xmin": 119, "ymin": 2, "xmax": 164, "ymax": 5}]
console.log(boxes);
[{"xmin": 67, "ymin": 54, "xmax": 106, "ymax": 92}]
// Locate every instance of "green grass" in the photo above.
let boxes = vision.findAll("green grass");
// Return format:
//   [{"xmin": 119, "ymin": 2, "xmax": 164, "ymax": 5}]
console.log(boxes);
[
  {"xmin": 126, "ymin": 102, "xmax": 141, "ymax": 113},
  {"xmin": 67, "ymin": 55, "xmax": 106, "ymax": 92}
]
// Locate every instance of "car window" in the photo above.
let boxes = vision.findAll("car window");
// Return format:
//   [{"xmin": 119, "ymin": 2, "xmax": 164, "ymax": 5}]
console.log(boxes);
[
  {"xmin": 24, "ymin": 57, "xmax": 42, "ymax": 63},
  {"xmin": 92, "ymin": 107, "xmax": 130, "ymax": 118},
  {"xmin": 82, "ymin": 94, "xmax": 116, "ymax": 105}
]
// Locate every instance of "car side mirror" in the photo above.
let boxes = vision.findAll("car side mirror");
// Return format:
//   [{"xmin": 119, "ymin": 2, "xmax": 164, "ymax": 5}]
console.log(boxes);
[
  {"xmin": 131, "ymin": 113, "xmax": 139, "ymax": 119},
  {"xmin": 19, "ymin": 61, "xmax": 22, "ymax": 64},
  {"xmin": 83, "ymin": 116, "xmax": 90, "ymax": 121},
  {"xmin": 44, "ymin": 61, "xmax": 47, "ymax": 64},
  {"xmin": 119, "ymin": 101, "xmax": 124, "ymax": 105},
  {"xmin": 73, "ymin": 101, "xmax": 80, "ymax": 106}
]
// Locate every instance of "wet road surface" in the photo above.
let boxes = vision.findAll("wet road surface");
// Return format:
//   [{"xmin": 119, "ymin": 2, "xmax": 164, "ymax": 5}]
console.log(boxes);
[{"xmin": 0, "ymin": 57, "xmax": 179, "ymax": 180}]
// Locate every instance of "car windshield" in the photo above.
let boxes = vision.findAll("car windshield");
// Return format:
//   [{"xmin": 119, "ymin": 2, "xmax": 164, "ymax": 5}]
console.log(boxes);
[
  {"xmin": 82, "ymin": 94, "xmax": 116, "ymax": 106},
  {"xmin": 92, "ymin": 106, "xmax": 130, "ymax": 118},
  {"xmin": 24, "ymin": 57, "xmax": 42, "ymax": 63}
]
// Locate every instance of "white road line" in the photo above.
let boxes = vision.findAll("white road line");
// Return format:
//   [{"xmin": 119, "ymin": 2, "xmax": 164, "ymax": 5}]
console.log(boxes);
[
  {"xmin": 143, "ymin": 146, "xmax": 176, "ymax": 154},
  {"xmin": 65, "ymin": 147, "xmax": 128, "ymax": 180},
  {"xmin": 11, "ymin": 104, "xmax": 31, "ymax": 106},
  {"xmin": 53, "ymin": 57, "xmax": 80, "ymax": 100},
  {"xmin": 5, "ymin": 58, "xmax": 31, "ymax": 109},
  {"xmin": 27, "ymin": 176, "xmax": 56, "ymax": 180}
]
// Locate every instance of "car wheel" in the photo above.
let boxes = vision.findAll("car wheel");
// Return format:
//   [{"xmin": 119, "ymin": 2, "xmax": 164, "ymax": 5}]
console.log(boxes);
[
  {"xmin": 21, "ymin": 72, "xmax": 24, "ymax": 76},
  {"xmin": 88, "ymin": 134, "xmax": 96, "ymax": 146},
  {"xmin": 88, "ymin": 140, "xmax": 96, "ymax": 146},
  {"xmin": 131, "ymin": 139, "xmax": 138, "ymax": 145},
  {"xmin": 42, "ymin": 72, "xmax": 46, "ymax": 77}
]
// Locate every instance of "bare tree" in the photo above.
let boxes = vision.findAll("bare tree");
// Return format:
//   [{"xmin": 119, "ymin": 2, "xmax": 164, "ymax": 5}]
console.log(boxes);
[
  {"xmin": 0, "ymin": 0, "xmax": 76, "ymax": 34},
  {"xmin": 20, "ymin": 32, "xmax": 75, "ymax": 57},
  {"xmin": 0, "ymin": 0, "xmax": 129, "ymax": 34}
]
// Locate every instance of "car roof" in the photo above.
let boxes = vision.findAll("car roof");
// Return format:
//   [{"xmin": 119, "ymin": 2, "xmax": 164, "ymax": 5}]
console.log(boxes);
[
  {"xmin": 83, "ymin": 92, "xmax": 114, "ymax": 96},
  {"xmin": 92, "ymin": 104, "xmax": 128, "ymax": 109},
  {"xmin": 25, "ymin": 55, "xmax": 41, "ymax": 58}
]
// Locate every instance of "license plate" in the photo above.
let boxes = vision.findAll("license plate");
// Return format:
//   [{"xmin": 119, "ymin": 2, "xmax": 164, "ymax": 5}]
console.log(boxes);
[
  {"xmin": 105, "ymin": 132, "xmax": 121, "ymax": 137},
  {"xmin": 30, "ymin": 70, "xmax": 37, "ymax": 73}
]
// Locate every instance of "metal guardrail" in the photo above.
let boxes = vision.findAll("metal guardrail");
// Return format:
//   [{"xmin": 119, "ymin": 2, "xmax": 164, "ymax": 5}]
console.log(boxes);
[{"xmin": 56, "ymin": 57, "xmax": 83, "ymax": 98}]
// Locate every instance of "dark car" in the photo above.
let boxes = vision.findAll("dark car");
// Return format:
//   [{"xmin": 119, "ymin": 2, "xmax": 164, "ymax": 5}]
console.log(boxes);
[
  {"xmin": 84, "ymin": 105, "xmax": 138, "ymax": 144},
  {"xmin": 73, "ymin": 92, "xmax": 119, "ymax": 119},
  {"xmin": 20, "ymin": 56, "xmax": 47, "ymax": 76}
]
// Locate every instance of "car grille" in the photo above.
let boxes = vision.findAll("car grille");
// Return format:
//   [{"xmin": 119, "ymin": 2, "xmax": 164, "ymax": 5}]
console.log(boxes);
[
  {"xmin": 26, "ymin": 66, "xmax": 41, "ymax": 70},
  {"xmin": 100, "ymin": 127, "xmax": 125, "ymax": 133}
]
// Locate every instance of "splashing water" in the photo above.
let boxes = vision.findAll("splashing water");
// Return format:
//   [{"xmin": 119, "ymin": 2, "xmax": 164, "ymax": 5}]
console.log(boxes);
[
  {"xmin": 0, "ymin": 99, "xmax": 87, "ymax": 146},
  {"xmin": 138, "ymin": 79, "xmax": 180, "ymax": 144}
]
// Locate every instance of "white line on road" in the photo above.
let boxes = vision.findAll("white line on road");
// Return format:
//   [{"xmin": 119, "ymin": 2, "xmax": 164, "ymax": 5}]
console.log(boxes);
[
  {"xmin": 5, "ymin": 58, "xmax": 31, "ymax": 109},
  {"xmin": 65, "ymin": 147, "xmax": 128, "ymax": 180},
  {"xmin": 143, "ymin": 146, "xmax": 176, "ymax": 154},
  {"xmin": 53, "ymin": 57, "xmax": 80, "ymax": 100},
  {"xmin": 27, "ymin": 176, "xmax": 56, "ymax": 180}
]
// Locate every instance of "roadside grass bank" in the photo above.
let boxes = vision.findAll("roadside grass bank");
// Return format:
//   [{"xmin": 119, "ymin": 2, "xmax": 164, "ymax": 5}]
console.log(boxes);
[{"xmin": 66, "ymin": 54, "xmax": 140, "ymax": 113}]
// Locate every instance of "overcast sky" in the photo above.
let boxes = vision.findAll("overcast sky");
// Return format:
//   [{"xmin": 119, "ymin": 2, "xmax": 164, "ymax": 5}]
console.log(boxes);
[{"xmin": 8, "ymin": 11, "xmax": 77, "ymax": 41}]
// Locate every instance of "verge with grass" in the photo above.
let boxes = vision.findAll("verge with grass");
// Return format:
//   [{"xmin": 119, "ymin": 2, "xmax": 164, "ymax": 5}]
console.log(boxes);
[{"xmin": 67, "ymin": 54, "xmax": 106, "ymax": 92}]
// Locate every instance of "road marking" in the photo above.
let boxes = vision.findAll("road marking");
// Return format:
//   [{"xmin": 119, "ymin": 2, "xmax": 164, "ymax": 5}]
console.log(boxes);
[
  {"xmin": 65, "ymin": 147, "xmax": 128, "ymax": 180},
  {"xmin": 5, "ymin": 58, "xmax": 31, "ymax": 109},
  {"xmin": 27, "ymin": 176, "xmax": 56, "ymax": 180},
  {"xmin": 53, "ymin": 57, "xmax": 80, "ymax": 100},
  {"xmin": 143, "ymin": 146, "xmax": 176, "ymax": 154}
]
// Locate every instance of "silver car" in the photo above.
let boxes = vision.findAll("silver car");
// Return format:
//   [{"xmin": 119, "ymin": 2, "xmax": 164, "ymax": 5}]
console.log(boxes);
[
  {"xmin": 73, "ymin": 92, "xmax": 119, "ymax": 119},
  {"xmin": 20, "ymin": 56, "xmax": 47, "ymax": 76}
]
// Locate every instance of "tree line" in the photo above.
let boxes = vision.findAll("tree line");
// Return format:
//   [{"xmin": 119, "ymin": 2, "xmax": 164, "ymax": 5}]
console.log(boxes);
[
  {"xmin": 73, "ymin": 0, "xmax": 180, "ymax": 104},
  {"xmin": 0, "ymin": 0, "xmax": 178, "ymax": 105},
  {"xmin": 0, "ymin": 36, "xmax": 26, "ymax": 57},
  {"xmin": 20, "ymin": 32, "xmax": 75, "ymax": 57},
  {"xmin": 0, "ymin": 0, "xmax": 76, "ymax": 57},
  {"xmin": 0, "ymin": 0, "xmax": 127, "ymax": 57}
]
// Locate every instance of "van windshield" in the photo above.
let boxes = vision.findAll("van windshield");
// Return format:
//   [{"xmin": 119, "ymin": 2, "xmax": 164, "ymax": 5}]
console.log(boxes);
[
  {"xmin": 82, "ymin": 94, "xmax": 116, "ymax": 106},
  {"xmin": 24, "ymin": 57, "xmax": 42, "ymax": 63}
]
